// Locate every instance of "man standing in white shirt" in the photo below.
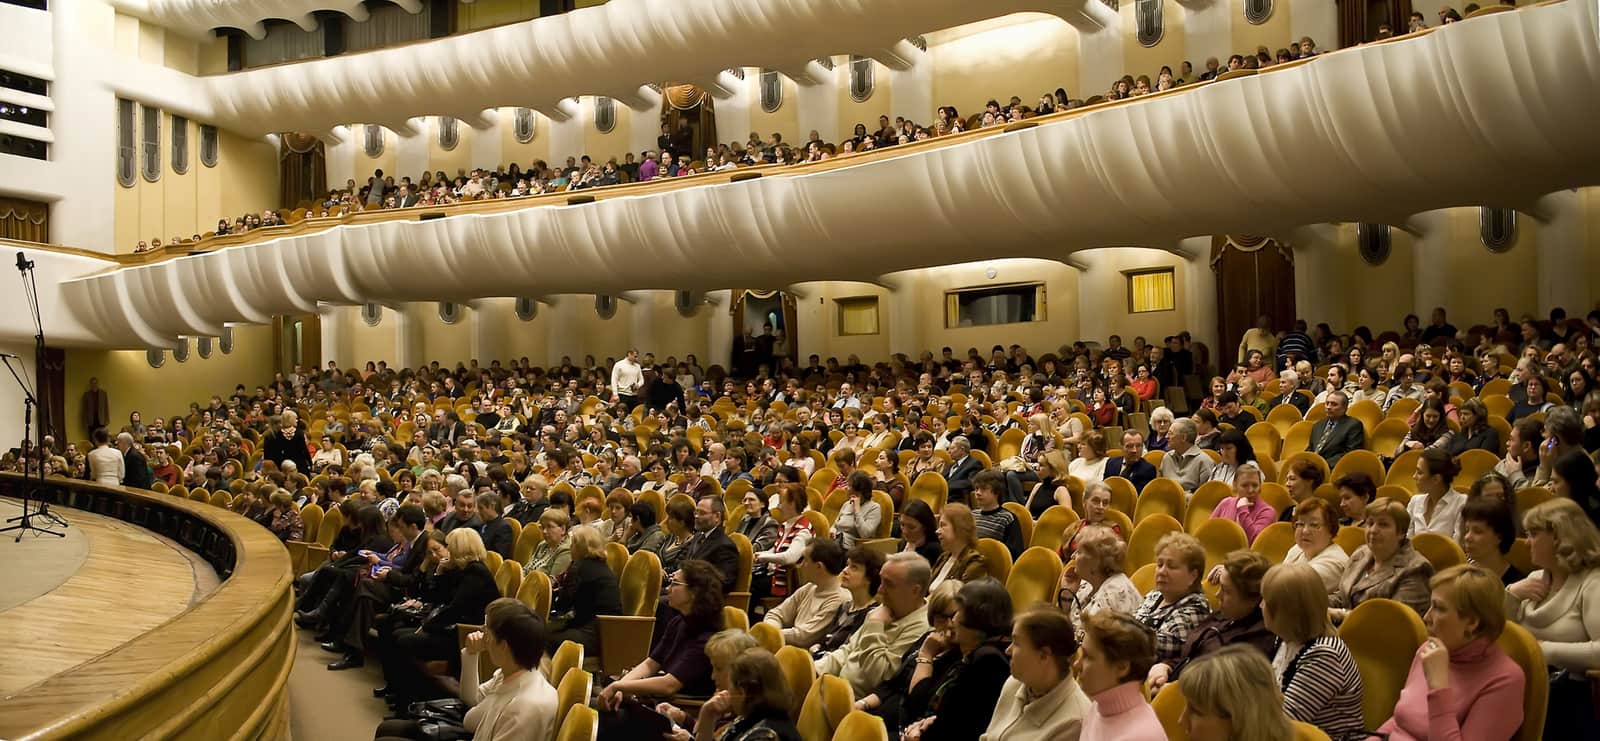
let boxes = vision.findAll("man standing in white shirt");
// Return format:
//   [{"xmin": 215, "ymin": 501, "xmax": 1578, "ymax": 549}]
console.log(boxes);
[{"xmin": 611, "ymin": 349, "xmax": 643, "ymax": 412}]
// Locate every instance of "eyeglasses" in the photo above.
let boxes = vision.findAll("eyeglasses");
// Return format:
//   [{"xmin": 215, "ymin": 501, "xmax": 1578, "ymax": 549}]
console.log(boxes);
[{"xmin": 1292, "ymin": 521, "xmax": 1325, "ymax": 531}]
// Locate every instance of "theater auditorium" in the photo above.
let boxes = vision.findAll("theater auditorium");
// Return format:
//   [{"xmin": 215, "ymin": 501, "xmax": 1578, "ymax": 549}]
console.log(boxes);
[{"xmin": 1, "ymin": 0, "xmax": 1598, "ymax": 739}]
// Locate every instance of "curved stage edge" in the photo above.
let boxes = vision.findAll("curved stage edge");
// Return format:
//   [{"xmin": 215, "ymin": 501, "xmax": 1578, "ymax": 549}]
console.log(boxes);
[{"xmin": 0, "ymin": 473, "xmax": 295, "ymax": 741}]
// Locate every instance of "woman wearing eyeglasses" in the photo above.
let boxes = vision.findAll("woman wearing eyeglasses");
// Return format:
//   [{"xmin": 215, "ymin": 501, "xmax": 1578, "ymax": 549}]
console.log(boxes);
[{"xmin": 1281, "ymin": 498, "xmax": 1349, "ymax": 593}]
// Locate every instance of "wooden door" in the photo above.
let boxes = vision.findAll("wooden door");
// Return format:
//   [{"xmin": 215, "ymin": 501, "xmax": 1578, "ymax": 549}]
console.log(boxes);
[{"xmin": 1212, "ymin": 236, "xmax": 1295, "ymax": 367}]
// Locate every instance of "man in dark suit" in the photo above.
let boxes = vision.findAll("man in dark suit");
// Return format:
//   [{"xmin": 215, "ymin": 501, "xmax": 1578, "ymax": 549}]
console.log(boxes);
[
  {"xmin": 474, "ymin": 491, "xmax": 515, "ymax": 558},
  {"xmin": 1308, "ymin": 391, "xmax": 1365, "ymax": 467},
  {"xmin": 1269, "ymin": 370, "xmax": 1311, "ymax": 416},
  {"xmin": 118, "ymin": 432, "xmax": 154, "ymax": 489},
  {"xmin": 942, "ymin": 437, "xmax": 984, "ymax": 506},
  {"xmin": 394, "ymin": 184, "xmax": 419, "ymax": 208},
  {"xmin": 681, "ymin": 497, "xmax": 740, "ymax": 593},
  {"xmin": 1103, "ymin": 430, "xmax": 1158, "ymax": 492},
  {"xmin": 438, "ymin": 489, "xmax": 481, "ymax": 533},
  {"xmin": 82, "ymin": 376, "xmax": 110, "ymax": 438}
]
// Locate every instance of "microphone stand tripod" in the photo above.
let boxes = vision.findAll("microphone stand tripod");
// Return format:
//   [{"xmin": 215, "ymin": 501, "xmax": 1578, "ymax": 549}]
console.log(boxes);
[{"xmin": 1, "ymin": 250, "xmax": 65, "ymax": 540}]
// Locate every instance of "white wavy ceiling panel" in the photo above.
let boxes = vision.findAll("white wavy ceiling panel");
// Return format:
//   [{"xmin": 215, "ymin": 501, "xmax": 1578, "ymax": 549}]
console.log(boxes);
[
  {"xmin": 198, "ymin": 0, "xmax": 1117, "ymax": 136},
  {"xmin": 111, "ymin": 0, "xmax": 392, "ymax": 39},
  {"xmin": 59, "ymin": 1, "xmax": 1600, "ymax": 348}
]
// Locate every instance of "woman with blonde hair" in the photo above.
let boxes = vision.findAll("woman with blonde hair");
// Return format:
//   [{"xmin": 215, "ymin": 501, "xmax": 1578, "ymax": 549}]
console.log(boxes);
[
  {"xmin": 547, "ymin": 525, "xmax": 623, "ymax": 657},
  {"xmin": 1177, "ymin": 645, "xmax": 1294, "ymax": 741},
  {"xmin": 1146, "ymin": 406, "xmax": 1174, "ymax": 451},
  {"xmin": 378, "ymin": 527, "xmax": 500, "ymax": 703},
  {"xmin": 658, "ymin": 630, "xmax": 760, "ymax": 740},
  {"xmin": 1377, "ymin": 564, "xmax": 1525, "ymax": 740},
  {"xmin": 930, "ymin": 503, "xmax": 987, "ymax": 591},
  {"xmin": 1505, "ymin": 497, "xmax": 1600, "ymax": 736},
  {"xmin": 1261, "ymin": 564, "xmax": 1365, "ymax": 740},
  {"xmin": 1022, "ymin": 450, "xmax": 1074, "ymax": 519}
]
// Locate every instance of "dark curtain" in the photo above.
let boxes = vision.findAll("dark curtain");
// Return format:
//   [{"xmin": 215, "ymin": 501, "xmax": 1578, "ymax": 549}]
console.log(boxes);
[
  {"xmin": 0, "ymin": 196, "xmax": 49, "ymax": 244},
  {"xmin": 279, "ymin": 133, "xmax": 327, "ymax": 210},
  {"xmin": 661, "ymin": 85, "xmax": 717, "ymax": 166},
  {"xmin": 1337, "ymin": 0, "xmax": 1367, "ymax": 48},
  {"xmin": 1212, "ymin": 236, "xmax": 1296, "ymax": 364},
  {"xmin": 38, "ymin": 347, "xmax": 64, "ymax": 442}
]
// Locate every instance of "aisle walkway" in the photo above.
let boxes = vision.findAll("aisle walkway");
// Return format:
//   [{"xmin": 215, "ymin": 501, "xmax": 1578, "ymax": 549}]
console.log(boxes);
[{"xmin": 287, "ymin": 625, "xmax": 386, "ymax": 740}]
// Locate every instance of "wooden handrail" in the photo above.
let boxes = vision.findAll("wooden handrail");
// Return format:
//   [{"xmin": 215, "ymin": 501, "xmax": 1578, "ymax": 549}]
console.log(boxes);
[
  {"xmin": 8, "ymin": 0, "xmax": 1549, "ymax": 269},
  {"xmin": 0, "ymin": 473, "xmax": 295, "ymax": 741}
]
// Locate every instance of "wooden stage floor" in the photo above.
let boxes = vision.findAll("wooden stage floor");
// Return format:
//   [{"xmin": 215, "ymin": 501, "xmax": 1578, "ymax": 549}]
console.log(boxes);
[{"xmin": 0, "ymin": 497, "xmax": 218, "ymax": 697}]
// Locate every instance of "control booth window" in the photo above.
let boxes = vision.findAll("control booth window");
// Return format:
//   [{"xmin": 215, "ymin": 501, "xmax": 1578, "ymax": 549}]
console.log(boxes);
[
  {"xmin": 836, "ymin": 296, "xmax": 880, "ymax": 336},
  {"xmin": 945, "ymin": 283, "xmax": 1045, "ymax": 328},
  {"xmin": 1127, "ymin": 268, "xmax": 1175, "ymax": 313}
]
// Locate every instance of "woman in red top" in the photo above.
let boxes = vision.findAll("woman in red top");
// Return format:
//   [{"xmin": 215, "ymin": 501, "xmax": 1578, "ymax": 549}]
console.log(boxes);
[{"xmin": 1129, "ymin": 364, "xmax": 1159, "ymax": 402}]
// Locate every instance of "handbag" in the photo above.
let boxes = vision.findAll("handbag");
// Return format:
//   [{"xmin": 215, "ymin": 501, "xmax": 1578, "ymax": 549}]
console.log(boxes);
[{"xmin": 405, "ymin": 698, "xmax": 472, "ymax": 741}]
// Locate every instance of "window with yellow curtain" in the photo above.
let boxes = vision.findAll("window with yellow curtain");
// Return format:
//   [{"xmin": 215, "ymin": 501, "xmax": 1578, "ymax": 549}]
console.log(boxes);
[
  {"xmin": 837, "ymin": 297, "xmax": 880, "ymax": 336},
  {"xmin": 0, "ymin": 196, "xmax": 49, "ymax": 244},
  {"xmin": 1128, "ymin": 268, "xmax": 1175, "ymax": 313}
]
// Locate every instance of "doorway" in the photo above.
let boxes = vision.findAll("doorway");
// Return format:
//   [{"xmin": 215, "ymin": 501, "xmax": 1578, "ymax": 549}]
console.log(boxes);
[
  {"xmin": 1212, "ymin": 236, "xmax": 1296, "ymax": 369},
  {"xmin": 273, "ymin": 314, "xmax": 320, "ymax": 375},
  {"xmin": 730, "ymin": 290, "xmax": 796, "ymax": 377}
]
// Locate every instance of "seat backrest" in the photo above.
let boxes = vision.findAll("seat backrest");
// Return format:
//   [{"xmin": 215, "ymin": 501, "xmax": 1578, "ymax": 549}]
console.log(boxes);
[
  {"xmin": 974, "ymin": 537, "xmax": 1014, "ymax": 582},
  {"xmin": 514, "ymin": 524, "xmax": 541, "ymax": 565},
  {"xmin": 1128, "ymin": 514, "xmax": 1184, "ymax": 569},
  {"xmin": 833, "ymin": 710, "xmax": 889, "ymax": 741},
  {"xmin": 1386, "ymin": 449, "xmax": 1424, "ymax": 490},
  {"xmin": 1291, "ymin": 720, "xmax": 1332, "ymax": 741},
  {"xmin": 750, "ymin": 622, "xmax": 784, "ymax": 654},
  {"xmin": 620, "ymin": 550, "xmax": 663, "ymax": 617},
  {"xmin": 871, "ymin": 490, "xmax": 895, "ymax": 538},
  {"xmin": 604, "ymin": 541, "xmax": 629, "ymax": 577},
  {"xmin": 315, "ymin": 506, "xmax": 343, "ymax": 547},
  {"xmin": 549, "ymin": 640, "xmax": 584, "ymax": 685},
  {"xmin": 1331, "ymin": 450, "xmax": 1385, "ymax": 490},
  {"xmin": 495, "ymin": 559, "xmax": 521, "ymax": 597},
  {"xmin": 1192, "ymin": 518, "xmax": 1248, "ymax": 569},
  {"xmin": 637, "ymin": 489, "xmax": 666, "ymax": 525},
  {"xmin": 1186, "ymin": 481, "xmax": 1233, "ymax": 534},
  {"xmin": 1410, "ymin": 532, "xmax": 1465, "ymax": 570},
  {"xmin": 299, "ymin": 503, "xmax": 323, "ymax": 540},
  {"xmin": 1150, "ymin": 681, "xmax": 1189, "ymax": 741},
  {"xmin": 1103, "ymin": 476, "xmax": 1139, "ymax": 516},
  {"xmin": 907, "ymin": 473, "xmax": 950, "ymax": 515},
  {"xmin": 1002, "ymin": 501, "xmax": 1034, "ymax": 546},
  {"xmin": 553, "ymin": 665, "xmax": 592, "ymax": 735},
  {"xmin": 1280, "ymin": 420, "xmax": 1314, "ymax": 457},
  {"xmin": 728, "ymin": 532, "xmax": 754, "ymax": 591},
  {"xmin": 1339, "ymin": 598, "xmax": 1427, "ymax": 729},
  {"xmin": 797, "ymin": 673, "xmax": 832, "ymax": 741},
  {"xmin": 808, "ymin": 467, "xmax": 840, "ymax": 495},
  {"xmin": 1133, "ymin": 480, "xmax": 1185, "ymax": 524},
  {"xmin": 1005, "ymin": 546, "xmax": 1064, "ymax": 611},
  {"xmin": 1245, "ymin": 421, "xmax": 1283, "ymax": 461},
  {"xmin": 1495, "ymin": 621, "xmax": 1549, "ymax": 741},
  {"xmin": 723, "ymin": 605, "xmax": 750, "ymax": 631},
  {"xmin": 517, "ymin": 569, "xmax": 552, "ymax": 620},
  {"xmin": 1030, "ymin": 505, "xmax": 1079, "ymax": 552},
  {"xmin": 1251, "ymin": 521, "xmax": 1296, "ymax": 564},
  {"xmin": 555, "ymin": 704, "xmax": 597, "ymax": 741},
  {"xmin": 1130, "ymin": 562, "xmax": 1157, "ymax": 594},
  {"xmin": 775, "ymin": 645, "xmax": 817, "ymax": 720},
  {"xmin": 483, "ymin": 550, "xmax": 504, "ymax": 576},
  {"xmin": 1334, "ymin": 525, "xmax": 1367, "ymax": 555}
]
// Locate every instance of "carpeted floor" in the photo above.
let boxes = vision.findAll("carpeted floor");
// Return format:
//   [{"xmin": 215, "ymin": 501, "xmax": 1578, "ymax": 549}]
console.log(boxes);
[
  {"xmin": 0, "ymin": 498, "xmax": 88, "ymax": 611},
  {"xmin": 287, "ymin": 625, "xmax": 388, "ymax": 741}
]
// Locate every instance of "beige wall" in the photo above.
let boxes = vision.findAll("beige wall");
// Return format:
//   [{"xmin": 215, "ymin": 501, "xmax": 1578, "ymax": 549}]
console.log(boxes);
[
  {"xmin": 930, "ymin": 15, "xmax": 1079, "ymax": 120},
  {"xmin": 1122, "ymin": 0, "xmax": 1188, "ymax": 88},
  {"xmin": 63, "ymin": 324, "xmax": 275, "ymax": 440},
  {"xmin": 457, "ymin": 0, "xmax": 541, "ymax": 31},
  {"xmin": 114, "ymin": 117, "xmax": 279, "ymax": 253}
]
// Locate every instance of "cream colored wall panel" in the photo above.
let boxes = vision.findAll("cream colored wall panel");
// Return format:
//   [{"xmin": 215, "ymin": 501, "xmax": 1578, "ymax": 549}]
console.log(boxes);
[
  {"xmin": 1183, "ymin": 0, "xmax": 1233, "ymax": 70},
  {"xmin": 1072, "ymin": 249, "xmax": 1184, "ymax": 348},
  {"xmin": 931, "ymin": 16, "xmax": 1078, "ymax": 121},
  {"xmin": 137, "ymin": 19, "xmax": 165, "ymax": 65},
  {"xmin": 909, "ymin": 260, "xmax": 1081, "ymax": 359},
  {"xmin": 216, "ymin": 130, "xmax": 279, "ymax": 223},
  {"xmin": 1230, "ymin": 0, "xmax": 1291, "ymax": 60},
  {"xmin": 347, "ymin": 305, "xmax": 397, "ymax": 367},
  {"xmin": 416, "ymin": 303, "xmax": 472, "ymax": 366},
  {"xmin": 836, "ymin": 59, "xmax": 892, "ymax": 146},
  {"xmin": 747, "ymin": 74, "xmax": 800, "ymax": 148},
  {"xmin": 1288, "ymin": 0, "xmax": 1337, "ymax": 52},
  {"xmin": 1122, "ymin": 0, "xmax": 1187, "ymax": 88}
]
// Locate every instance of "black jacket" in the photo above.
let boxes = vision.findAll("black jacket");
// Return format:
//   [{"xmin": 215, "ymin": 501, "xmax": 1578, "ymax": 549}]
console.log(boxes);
[
  {"xmin": 422, "ymin": 560, "xmax": 499, "ymax": 634},
  {"xmin": 552, "ymin": 557, "xmax": 623, "ymax": 630},
  {"xmin": 122, "ymin": 448, "xmax": 153, "ymax": 489},
  {"xmin": 682, "ymin": 526, "xmax": 740, "ymax": 593},
  {"xmin": 383, "ymin": 532, "xmax": 432, "ymax": 590},
  {"xmin": 903, "ymin": 641, "xmax": 1012, "ymax": 741},
  {"xmin": 263, "ymin": 427, "xmax": 311, "ymax": 473},
  {"xmin": 478, "ymin": 516, "xmax": 515, "ymax": 558},
  {"xmin": 1104, "ymin": 457, "xmax": 1158, "ymax": 493}
]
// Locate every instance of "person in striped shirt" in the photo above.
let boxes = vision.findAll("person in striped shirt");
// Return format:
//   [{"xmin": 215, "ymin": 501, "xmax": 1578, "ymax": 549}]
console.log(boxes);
[{"xmin": 1261, "ymin": 564, "xmax": 1366, "ymax": 740}]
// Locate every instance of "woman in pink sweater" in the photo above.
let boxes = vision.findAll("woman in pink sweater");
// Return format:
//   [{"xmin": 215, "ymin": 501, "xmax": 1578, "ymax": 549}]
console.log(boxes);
[
  {"xmin": 1209, "ymin": 462, "xmax": 1277, "ymax": 543},
  {"xmin": 1077, "ymin": 612, "xmax": 1166, "ymax": 740},
  {"xmin": 1377, "ymin": 564, "xmax": 1526, "ymax": 740}
]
